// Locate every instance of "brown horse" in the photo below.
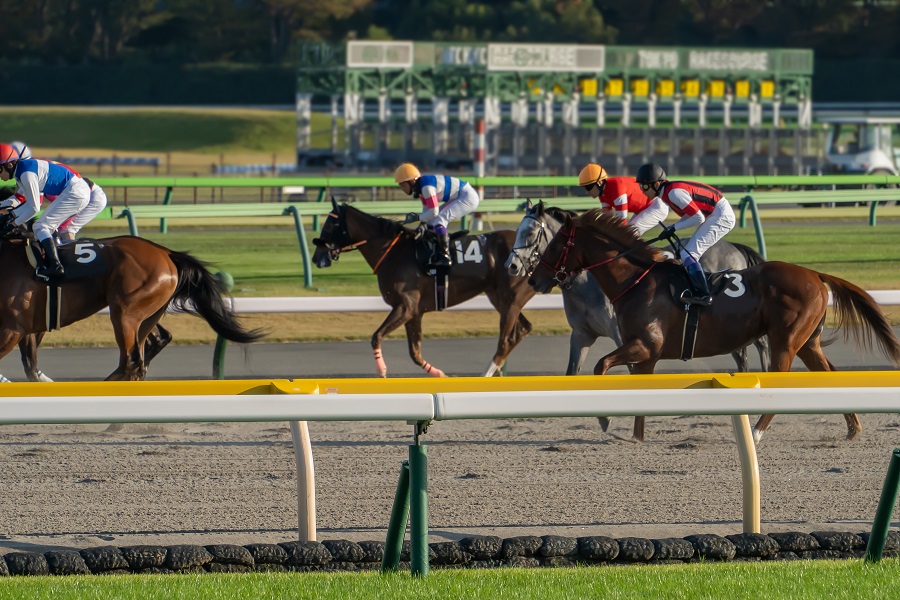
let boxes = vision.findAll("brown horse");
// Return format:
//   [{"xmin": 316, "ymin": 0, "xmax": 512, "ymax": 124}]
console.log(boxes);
[
  {"xmin": 0, "ymin": 236, "xmax": 264, "ymax": 381},
  {"xmin": 529, "ymin": 208, "xmax": 900, "ymax": 442},
  {"xmin": 312, "ymin": 199, "xmax": 535, "ymax": 377}
]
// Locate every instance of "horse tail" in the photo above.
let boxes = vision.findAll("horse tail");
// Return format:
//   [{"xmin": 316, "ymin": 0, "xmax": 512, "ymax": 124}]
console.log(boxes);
[
  {"xmin": 732, "ymin": 242, "xmax": 766, "ymax": 267},
  {"xmin": 168, "ymin": 251, "xmax": 266, "ymax": 344},
  {"xmin": 818, "ymin": 272, "xmax": 900, "ymax": 366}
]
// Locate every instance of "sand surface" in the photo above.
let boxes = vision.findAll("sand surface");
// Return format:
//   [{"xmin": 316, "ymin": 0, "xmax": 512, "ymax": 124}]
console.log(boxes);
[{"xmin": 1, "ymin": 411, "xmax": 896, "ymax": 553}]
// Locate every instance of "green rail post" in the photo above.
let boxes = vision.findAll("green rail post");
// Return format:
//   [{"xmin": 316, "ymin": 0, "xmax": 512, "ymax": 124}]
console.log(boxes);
[
  {"xmin": 211, "ymin": 271, "xmax": 235, "ymax": 379},
  {"xmin": 865, "ymin": 448, "xmax": 900, "ymax": 563},
  {"xmin": 408, "ymin": 442, "xmax": 429, "ymax": 576},
  {"xmin": 312, "ymin": 187, "xmax": 326, "ymax": 232},
  {"xmin": 381, "ymin": 460, "xmax": 411, "ymax": 573},
  {"xmin": 122, "ymin": 208, "xmax": 140, "ymax": 237},
  {"xmin": 285, "ymin": 207, "xmax": 314, "ymax": 288},
  {"xmin": 738, "ymin": 195, "xmax": 767, "ymax": 259},
  {"xmin": 159, "ymin": 186, "xmax": 174, "ymax": 234},
  {"xmin": 869, "ymin": 200, "xmax": 879, "ymax": 227}
]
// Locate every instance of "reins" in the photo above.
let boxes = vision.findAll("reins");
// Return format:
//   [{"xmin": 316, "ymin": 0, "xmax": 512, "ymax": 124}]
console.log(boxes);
[{"xmin": 540, "ymin": 226, "xmax": 669, "ymax": 302}]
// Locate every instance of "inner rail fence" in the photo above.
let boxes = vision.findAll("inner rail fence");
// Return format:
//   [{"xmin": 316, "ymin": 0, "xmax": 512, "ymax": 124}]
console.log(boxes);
[{"xmin": 1, "ymin": 372, "xmax": 899, "ymax": 576}]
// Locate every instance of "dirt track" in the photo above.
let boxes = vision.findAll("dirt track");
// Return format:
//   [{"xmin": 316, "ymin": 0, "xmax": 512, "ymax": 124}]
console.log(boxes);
[{"xmin": 1, "ymin": 410, "xmax": 896, "ymax": 553}]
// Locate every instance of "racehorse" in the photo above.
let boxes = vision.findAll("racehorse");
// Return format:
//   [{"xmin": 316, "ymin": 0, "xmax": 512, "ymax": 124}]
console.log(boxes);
[
  {"xmin": 312, "ymin": 199, "xmax": 535, "ymax": 377},
  {"xmin": 505, "ymin": 200, "xmax": 770, "ymax": 375},
  {"xmin": 0, "ymin": 236, "xmax": 264, "ymax": 381},
  {"xmin": 13, "ymin": 325, "xmax": 172, "ymax": 382},
  {"xmin": 506, "ymin": 200, "xmax": 770, "ymax": 441},
  {"xmin": 528, "ymin": 208, "xmax": 900, "ymax": 442}
]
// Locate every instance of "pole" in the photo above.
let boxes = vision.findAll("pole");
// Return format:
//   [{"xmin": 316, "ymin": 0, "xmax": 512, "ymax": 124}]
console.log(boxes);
[
  {"xmin": 408, "ymin": 444, "xmax": 429, "ymax": 576},
  {"xmin": 471, "ymin": 118, "xmax": 486, "ymax": 232},
  {"xmin": 290, "ymin": 421, "xmax": 317, "ymax": 542},
  {"xmin": 381, "ymin": 461, "xmax": 411, "ymax": 572},
  {"xmin": 865, "ymin": 448, "xmax": 900, "ymax": 562}
]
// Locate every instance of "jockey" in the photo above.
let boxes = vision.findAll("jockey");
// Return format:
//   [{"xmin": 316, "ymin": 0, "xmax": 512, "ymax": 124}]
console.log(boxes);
[
  {"xmin": 635, "ymin": 163, "xmax": 736, "ymax": 307},
  {"xmin": 0, "ymin": 143, "xmax": 92, "ymax": 279},
  {"xmin": 1, "ymin": 142, "xmax": 106, "ymax": 243},
  {"xmin": 578, "ymin": 163, "xmax": 668, "ymax": 236},
  {"xmin": 394, "ymin": 162, "xmax": 480, "ymax": 268}
]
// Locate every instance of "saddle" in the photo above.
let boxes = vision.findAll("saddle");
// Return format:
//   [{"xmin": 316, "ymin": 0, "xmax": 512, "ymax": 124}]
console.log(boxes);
[
  {"xmin": 669, "ymin": 268, "xmax": 734, "ymax": 361},
  {"xmin": 414, "ymin": 229, "xmax": 468, "ymax": 273},
  {"xmin": 413, "ymin": 229, "xmax": 467, "ymax": 312},
  {"xmin": 25, "ymin": 238, "xmax": 109, "ymax": 283},
  {"xmin": 668, "ymin": 268, "xmax": 733, "ymax": 308}
]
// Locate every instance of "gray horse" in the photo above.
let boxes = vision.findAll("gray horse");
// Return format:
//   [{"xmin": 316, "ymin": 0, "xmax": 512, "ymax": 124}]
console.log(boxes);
[{"xmin": 505, "ymin": 200, "xmax": 770, "ymax": 439}]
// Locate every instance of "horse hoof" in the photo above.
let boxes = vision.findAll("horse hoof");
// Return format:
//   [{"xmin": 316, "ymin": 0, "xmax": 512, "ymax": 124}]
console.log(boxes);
[
  {"xmin": 752, "ymin": 429, "xmax": 763, "ymax": 444},
  {"xmin": 597, "ymin": 417, "xmax": 611, "ymax": 432},
  {"xmin": 846, "ymin": 430, "xmax": 861, "ymax": 442}
]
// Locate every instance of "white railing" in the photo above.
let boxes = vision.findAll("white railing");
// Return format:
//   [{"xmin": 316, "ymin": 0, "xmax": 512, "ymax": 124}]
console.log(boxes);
[{"xmin": 2, "ymin": 373, "xmax": 899, "ymax": 546}]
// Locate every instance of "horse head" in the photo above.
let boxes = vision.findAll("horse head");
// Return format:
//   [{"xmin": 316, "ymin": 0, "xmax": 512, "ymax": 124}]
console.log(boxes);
[
  {"xmin": 312, "ymin": 198, "xmax": 351, "ymax": 268},
  {"xmin": 528, "ymin": 212, "xmax": 579, "ymax": 293},
  {"xmin": 506, "ymin": 200, "xmax": 572, "ymax": 278}
]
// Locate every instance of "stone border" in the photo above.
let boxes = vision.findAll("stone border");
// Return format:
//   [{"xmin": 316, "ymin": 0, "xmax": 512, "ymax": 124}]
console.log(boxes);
[{"xmin": 1, "ymin": 531, "xmax": 897, "ymax": 576}]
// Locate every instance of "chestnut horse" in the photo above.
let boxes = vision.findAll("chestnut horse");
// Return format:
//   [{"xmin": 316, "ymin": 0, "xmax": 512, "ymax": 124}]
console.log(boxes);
[
  {"xmin": 0, "ymin": 236, "xmax": 264, "ymax": 381},
  {"xmin": 312, "ymin": 200, "xmax": 535, "ymax": 377},
  {"xmin": 529, "ymin": 208, "xmax": 900, "ymax": 441}
]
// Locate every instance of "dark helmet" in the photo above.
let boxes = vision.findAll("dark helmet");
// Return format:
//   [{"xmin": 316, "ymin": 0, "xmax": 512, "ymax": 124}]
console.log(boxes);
[{"xmin": 635, "ymin": 163, "xmax": 667, "ymax": 185}]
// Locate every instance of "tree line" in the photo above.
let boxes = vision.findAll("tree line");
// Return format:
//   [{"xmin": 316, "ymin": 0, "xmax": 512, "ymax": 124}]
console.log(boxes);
[{"xmin": 0, "ymin": 0, "xmax": 897, "ymax": 66}]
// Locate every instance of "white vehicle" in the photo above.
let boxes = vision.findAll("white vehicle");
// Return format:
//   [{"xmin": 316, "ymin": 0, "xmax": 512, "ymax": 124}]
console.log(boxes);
[{"xmin": 819, "ymin": 116, "xmax": 900, "ymax": 176}]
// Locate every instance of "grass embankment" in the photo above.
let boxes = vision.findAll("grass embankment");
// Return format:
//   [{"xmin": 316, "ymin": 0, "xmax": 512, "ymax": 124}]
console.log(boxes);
[{"xmin": 0, "ymin": 559, "xmax": 897, "ymax": 600}]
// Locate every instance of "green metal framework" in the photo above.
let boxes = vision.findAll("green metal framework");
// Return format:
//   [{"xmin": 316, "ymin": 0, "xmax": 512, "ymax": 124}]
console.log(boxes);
[{"xmin": 298, "ymin": 42, "xmax": 813, "ymax": 106}]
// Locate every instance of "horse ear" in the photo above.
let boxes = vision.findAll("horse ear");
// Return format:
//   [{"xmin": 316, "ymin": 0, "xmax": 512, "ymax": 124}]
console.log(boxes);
[
  {"xmin": 564, "ymin": 213, "xmax": 573, "ymax": 228},
  {"xmin": 331, "ymin": 195, "xmax": 339, "ymax": 212},
  {"xmin": 525, "ymin": 198, "xmax": 533, "ymax": 211},
  {"xmin": 536, "ymin": 200, "xmax": 545, "ymax": 215}
]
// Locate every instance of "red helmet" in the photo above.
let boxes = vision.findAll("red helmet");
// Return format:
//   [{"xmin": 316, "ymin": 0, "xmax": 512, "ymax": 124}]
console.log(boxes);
[{"xmin": 0, "ymin": 143, "xmax": 18, "ymax": 165}]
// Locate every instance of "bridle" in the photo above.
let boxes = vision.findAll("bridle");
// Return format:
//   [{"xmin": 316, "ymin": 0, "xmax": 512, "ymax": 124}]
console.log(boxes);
[
  {"xmin": 312, "ymin": 209, "xmax": 366, "ymax": 262},
  {"xmin": 538, "ymin": 225, "xmax": 662, "ymax": 303},
  {"xmin": 509, "ymin": 213, "xmax": 554, "ymax": 276}
]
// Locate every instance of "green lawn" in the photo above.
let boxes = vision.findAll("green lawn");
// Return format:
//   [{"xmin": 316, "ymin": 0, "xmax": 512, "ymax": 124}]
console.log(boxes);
[{"xmin": 0, "ymin": 560, "xmax": 897, "ymax": 600}]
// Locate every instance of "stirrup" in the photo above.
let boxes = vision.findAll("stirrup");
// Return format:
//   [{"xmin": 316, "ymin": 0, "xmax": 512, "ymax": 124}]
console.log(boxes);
[{"xmin": 680, "ymin": 290, "xmax": 712, "ymax": 307}]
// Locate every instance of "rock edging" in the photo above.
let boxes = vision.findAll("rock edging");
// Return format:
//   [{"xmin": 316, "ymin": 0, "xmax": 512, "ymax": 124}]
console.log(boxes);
[{"xmin": 1, "ymin": 530, "xmax": 896, "ymax": 576}]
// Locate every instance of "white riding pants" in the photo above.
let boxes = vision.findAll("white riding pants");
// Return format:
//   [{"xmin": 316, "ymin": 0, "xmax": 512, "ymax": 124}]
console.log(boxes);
[
  {"xmin": 628, "ymin": 197, "xmax": 670, "ymax": 237},
  {"xmin": 680, "ymin": 199, "xmax": 736, "ymax": 261},
  {"xmin": 32, "ymin": 178, "xmax": 91, "ymax": 242},
  {"xmin": 425, "ymin": 184, "xmax": 481, "ymax": 230},
  {"xmin": 59, "ymin": 184, "xmax": 108, "ymax": 237}
]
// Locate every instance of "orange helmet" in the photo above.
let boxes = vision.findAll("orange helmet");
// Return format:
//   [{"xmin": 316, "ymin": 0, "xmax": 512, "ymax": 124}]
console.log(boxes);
[
  {"xmin": 578, "ymin": 163, "xmax": 608, "ymax": 187},
  {"xmin": 394, "ymin": 162, "xmax": 421, "ymax": 184},
  {"xmin": 0, "ymin": 143, "xmax": 19, "ymax": 165}
]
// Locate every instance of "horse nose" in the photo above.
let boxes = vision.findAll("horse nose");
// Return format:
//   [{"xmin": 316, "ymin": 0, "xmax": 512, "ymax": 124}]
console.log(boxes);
[{"xmin": 506, "ymin": 262, "xmax": 520, "ymax": 276}]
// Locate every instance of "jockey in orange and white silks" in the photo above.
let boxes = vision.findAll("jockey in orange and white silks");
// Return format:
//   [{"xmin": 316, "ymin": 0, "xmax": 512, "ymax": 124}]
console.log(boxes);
[
  {"xmin": 578, "ymin": 163, "xmax": 668, "ymax": 236},
  {"xmin": 0, "ymin": 143, "xmax": 91, "ymax": 279},
  {"xmin": 394, "ymin": 162, "xmax": 480, "ymax": 267},
  {"xmin": 635, "ymin": 163, "xmax": 736, "ymax": 306}
]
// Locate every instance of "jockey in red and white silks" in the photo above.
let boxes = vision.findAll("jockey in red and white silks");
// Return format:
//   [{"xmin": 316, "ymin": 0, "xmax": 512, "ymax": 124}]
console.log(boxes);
[{"xmin": 578, "ymin": 163, "xmax": 668, "ymax": 236}]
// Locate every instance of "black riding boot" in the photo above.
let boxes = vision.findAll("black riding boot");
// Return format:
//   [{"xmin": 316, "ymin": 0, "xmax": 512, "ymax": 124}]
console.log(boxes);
[
  {"xmin": 682, "ymin": 262, "xmax": 712, "ymax": 306},
  {"xmin": 37, "ymin": 237, "xmax": 64, "ymax": 280},
  {"xmin": 432, "ymin": 233, "xmax": 451, "ymax": 268}
]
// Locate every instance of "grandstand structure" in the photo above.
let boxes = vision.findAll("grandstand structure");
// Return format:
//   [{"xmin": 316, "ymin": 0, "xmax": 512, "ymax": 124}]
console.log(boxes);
[{"xmin": 296, "ymin": 41, "xmax": 817, "ymax": 176}]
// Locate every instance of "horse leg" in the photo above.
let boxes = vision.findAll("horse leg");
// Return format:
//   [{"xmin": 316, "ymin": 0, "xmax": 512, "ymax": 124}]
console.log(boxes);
[
  {"xmin": 627, "ymin": 361, "xmax": 659, "ymax": 442},
  {"xmin": 730, "ymin": 346, "xmax": 750, "ymax": 373},
  {"xmin": 484, "ymin": 307, "xmax": 533, "ymax": 377},
  {"xmin": 753, "ymin": 340, "xmax": 802, "ymax": 443},
  {"xmin": 143, "ymin": 323, "xmax": 173, "ymax": 366},
  {"xmin": 0, "ymin": 329, "xmax": 22, "ymax": 382},
  {"xmin": 371, "ymin": 305, "xmax": 414, "ymax": 378},
  {"xmin": 593, "ymin": 338, "xmax": 656, "ymax": 376},
  {"xmin": 403, "ymin": 314, "xmax": 445, "ymax": 377},
  {"xmin": 755, "ymin": 336, "xmax": 771, "ymax": 372},
  {"xmin": 107, "ymin": 311, "xmax": 145, "ymax": 381},
  {"xmin": 567, "ymin": 328, "xmax": 598, "ymax": 376},
  {"xmin": 19, "ymin": 332, "xmax": 53, "ymax": 382},
  {"xmin": 795, "ymin": 340, "xmax": 861, "ymax": 441}
]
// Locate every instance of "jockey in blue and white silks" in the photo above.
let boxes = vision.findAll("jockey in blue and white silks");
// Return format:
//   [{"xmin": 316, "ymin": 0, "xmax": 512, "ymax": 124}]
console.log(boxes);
[
  {"xmin": 394, "ymin": 162, "xmax": 481, "ymax": 267},
  {"xmin": 0, "ymin": 143, "xmax": 91, "ymax": 279}
]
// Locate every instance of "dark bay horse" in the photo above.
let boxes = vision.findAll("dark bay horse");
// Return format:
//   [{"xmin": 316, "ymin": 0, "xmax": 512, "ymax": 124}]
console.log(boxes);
[
  {"xmin": 529, "ymin": 208, "xmax": 900, "ymax": 441},
  {"xmin": 0, "ymin": 236, "xmax": 264, "ymax": 381},
  {"xmin": 312, "ymin": 199, "xmax": 535, "ymax": 377}
]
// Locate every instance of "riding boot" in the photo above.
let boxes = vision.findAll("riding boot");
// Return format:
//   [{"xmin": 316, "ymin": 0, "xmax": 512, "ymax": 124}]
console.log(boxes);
[
  {"xmin": 36, "ymin": 237, "xmax": 64, "ymax": 280},
  {"xmin": 682, "ymin": 259, "xmax": 712, "ymax": 306},
  {"xmin": 432, "ymin": 233, "xmax": 451, "ymax": 268}
]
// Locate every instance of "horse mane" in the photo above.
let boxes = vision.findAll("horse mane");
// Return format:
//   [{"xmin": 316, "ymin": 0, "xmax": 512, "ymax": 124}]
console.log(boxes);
[
  {"xmin": 544, "ymin": 205, "xmax": 578, "ymax": 223},
  {"xmin": 574, "ymin": 208, "xmax": 663, "ymax": 264},
  {"xmin": 343, "ymin": 203, "xmax": 409, "ymax": 239}
]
